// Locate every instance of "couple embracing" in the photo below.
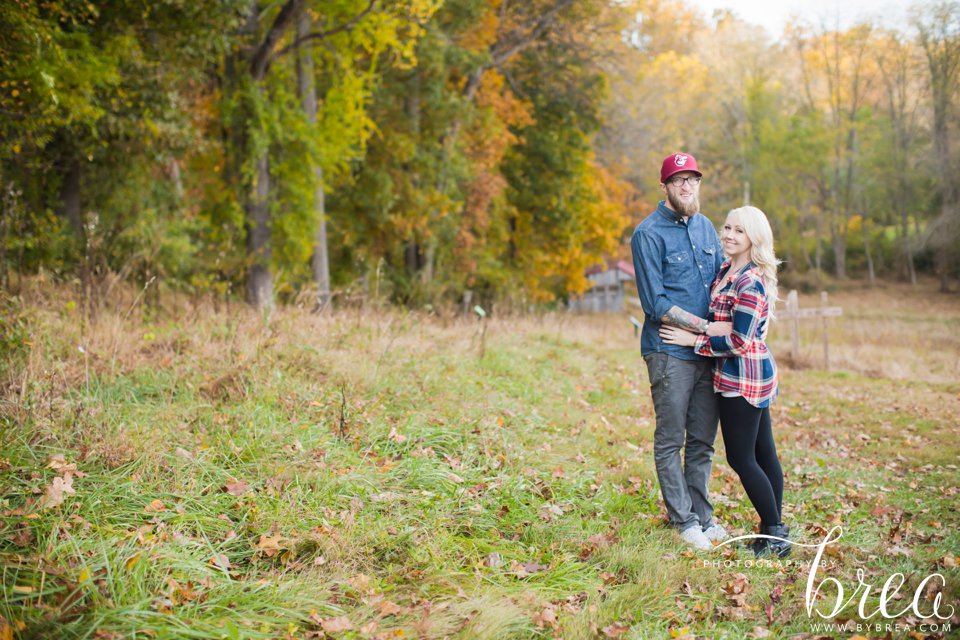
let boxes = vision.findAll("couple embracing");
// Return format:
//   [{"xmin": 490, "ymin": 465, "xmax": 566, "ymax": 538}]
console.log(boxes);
[{"xmin": 631, "ymin": 152, "xmax": 790, "ymax": 558}]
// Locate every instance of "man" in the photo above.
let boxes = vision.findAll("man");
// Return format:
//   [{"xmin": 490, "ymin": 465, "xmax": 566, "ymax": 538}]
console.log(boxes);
[{"xmin": 630, "ymin": 152, "xmax": 729, "ymax": 550}]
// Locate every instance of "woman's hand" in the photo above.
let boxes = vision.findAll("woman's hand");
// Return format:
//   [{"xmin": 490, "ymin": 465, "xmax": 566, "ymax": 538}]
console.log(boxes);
[
  {"xmin": 659, "ymin": 325, "xmax": 698, "ymax": 347},
  {"xmin": 707, "ymin": 321, "xmax": 732, "ymax": 337}
]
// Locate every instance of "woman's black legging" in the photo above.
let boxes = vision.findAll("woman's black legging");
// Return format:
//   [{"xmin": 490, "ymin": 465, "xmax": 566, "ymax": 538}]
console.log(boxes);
[{"xmin": 718, "ymin": 395, "xmax": 784, "ymax": 527}]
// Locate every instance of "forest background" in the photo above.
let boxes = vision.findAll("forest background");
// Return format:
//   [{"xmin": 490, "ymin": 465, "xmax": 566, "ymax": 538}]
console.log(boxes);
[
  {"xmin": 2, "ymin": 3, "xmax": 960, "ymax": 638},
  {"xmin": 2, "ymin": 0, "xmax": 960, "ymax": 313}
]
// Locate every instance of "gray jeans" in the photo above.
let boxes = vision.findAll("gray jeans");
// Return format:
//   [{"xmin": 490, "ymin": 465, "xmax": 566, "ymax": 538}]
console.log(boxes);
[{"xmin": 645, "ymin": 353, "xmax": 719, "ymax": 531}]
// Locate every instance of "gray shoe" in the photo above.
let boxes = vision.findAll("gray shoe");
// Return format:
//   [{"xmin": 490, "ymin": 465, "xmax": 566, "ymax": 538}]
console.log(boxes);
[
  {"xmin": 702, "ymin": 523, "xmax": 729, "ymax": 542},
  {"xmin": 680, "ymin": 525, "xmax": 712, "ymax": 550}
]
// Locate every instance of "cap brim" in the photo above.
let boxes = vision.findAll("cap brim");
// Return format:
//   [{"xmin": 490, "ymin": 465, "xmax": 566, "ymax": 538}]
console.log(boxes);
[{"xmin": 661, "ymin": 168, "xmax": 702, "ymax": 182}]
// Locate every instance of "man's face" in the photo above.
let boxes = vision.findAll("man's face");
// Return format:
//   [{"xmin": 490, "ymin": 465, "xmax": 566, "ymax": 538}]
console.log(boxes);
[{"xmin": 661, "ymin": 171, "xmax": 701, "ymax": 217}]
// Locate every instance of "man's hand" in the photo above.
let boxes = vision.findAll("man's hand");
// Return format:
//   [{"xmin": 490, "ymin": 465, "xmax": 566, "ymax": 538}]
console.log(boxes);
[
  {"xmin": 659, "ymin": 325, "xmax": 698, "ymax": 347},
  {"xmin": 706, "ymin": 321, "xmax": 732, "ymax": 337}
]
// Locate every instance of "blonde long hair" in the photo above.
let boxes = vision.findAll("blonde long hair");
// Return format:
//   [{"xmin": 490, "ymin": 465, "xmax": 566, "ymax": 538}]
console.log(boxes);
[{"xmin": 728, "ymin": 206, "xmax": 781, "ymax": 318}]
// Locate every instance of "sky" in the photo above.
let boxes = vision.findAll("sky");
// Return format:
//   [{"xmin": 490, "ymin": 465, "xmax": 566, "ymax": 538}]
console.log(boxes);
[{"xmin": 684, "ymin": 0, "xmax": 914, "ymax": 39}]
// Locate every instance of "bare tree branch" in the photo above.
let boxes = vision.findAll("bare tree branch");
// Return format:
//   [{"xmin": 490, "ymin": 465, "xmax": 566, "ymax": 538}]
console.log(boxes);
[
  {"xmin": 250, "ymin": 0, "xmax": 305, "ymax": 80},
  {"xmin": 489, "ymin": 0, "xmax": 575, "ymax": 67},
  {"xmin": 275, "ymin": 0, "xmax": 377, "ymax": 59},
  {"xmin": 460, "ymin": 0, "xmax": 576, "ymax": 100}
]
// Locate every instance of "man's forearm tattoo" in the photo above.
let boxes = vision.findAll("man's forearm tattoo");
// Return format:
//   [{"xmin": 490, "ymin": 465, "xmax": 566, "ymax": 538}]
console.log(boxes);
[{"xmin": 661, "ymin": 305, "xmax": 708, "ymax": 333}]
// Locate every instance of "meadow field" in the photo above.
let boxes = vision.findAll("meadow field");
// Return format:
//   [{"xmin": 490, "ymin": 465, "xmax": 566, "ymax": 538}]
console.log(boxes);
[{"xmin": 1, "ymin": 280, "xmax": 958, "ymax": 639}]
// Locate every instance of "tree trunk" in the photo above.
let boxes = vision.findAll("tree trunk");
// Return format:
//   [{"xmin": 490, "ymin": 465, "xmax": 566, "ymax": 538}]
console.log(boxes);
[
  {"xmin": 246, "ymin": 152, "xmax": 274, "ymax": 310},
  {"xmin": 59, "ymin": 157, "xmax": 82, "ymax": 234},
  {"xmin": 863, "ymin": 217, "xmax": 875, "ymax": 286},
  {"xmin": 297, "ymin": 8, "xmax": 331, "ymax": 312},
  {"xmin": 405, "ymin": 241, "xmax": 421, "ymax": 275},
  {"xmin": 239, "ymin": 0, "xmax": 304, "ymax": 310},
  {"xmin": 814, "ymin": 213, "xmax": 823, "ymax": 290},
  {"xmin": 423, "ymin": 239, "xmax": 437, "ymax": 285},
  {"xmin": 899, "ymin": 205, "xmax": 917, "ymax": 286},
  {"xmin": 832, "ymin": 234, "xmax": 846, "ymax": 280}
]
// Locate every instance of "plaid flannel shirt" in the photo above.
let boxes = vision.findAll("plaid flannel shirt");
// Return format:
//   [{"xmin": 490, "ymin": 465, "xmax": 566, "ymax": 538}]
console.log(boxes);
[{"xmin": 693, "ymin": 260, "xmax": 778, "ymax": 408}]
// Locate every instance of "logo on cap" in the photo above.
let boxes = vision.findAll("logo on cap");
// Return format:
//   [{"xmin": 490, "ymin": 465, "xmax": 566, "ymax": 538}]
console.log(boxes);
[{"xmin": 675, "ymin": 154, "xmax": 688, "ymax": 167}]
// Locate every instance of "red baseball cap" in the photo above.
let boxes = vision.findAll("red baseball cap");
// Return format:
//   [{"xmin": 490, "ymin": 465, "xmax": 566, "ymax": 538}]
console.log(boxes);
[{"xmin": 660, "ymin": 152, "xmax": 702, "ymax": 183}]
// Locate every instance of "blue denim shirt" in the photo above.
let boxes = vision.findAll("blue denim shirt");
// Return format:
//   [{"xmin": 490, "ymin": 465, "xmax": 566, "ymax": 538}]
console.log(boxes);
[{"xmin": 631, "ymin": 201, "xmax": 724, "ymax": 360}]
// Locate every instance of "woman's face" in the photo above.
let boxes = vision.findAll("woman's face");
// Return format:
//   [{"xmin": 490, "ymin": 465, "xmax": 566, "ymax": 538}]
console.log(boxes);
[{"xmin": 721, "ymin": 212, "xmax": 752, "ymax": 262}]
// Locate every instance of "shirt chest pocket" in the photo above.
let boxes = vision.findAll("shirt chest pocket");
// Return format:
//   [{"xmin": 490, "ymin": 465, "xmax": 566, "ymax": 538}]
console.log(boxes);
[
  {"xmin": 711, "ymin": 291, "xmax": 736, "ymax": 316},
  {"xmin": 664, "ymin": 251, "xmax": 690, "ymax": 276}
]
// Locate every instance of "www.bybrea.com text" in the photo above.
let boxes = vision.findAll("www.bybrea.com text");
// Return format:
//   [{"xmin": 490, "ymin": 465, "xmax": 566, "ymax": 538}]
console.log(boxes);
[{"xmin": 808, "ymin": 622, "xmax": 952, "ymax": 634}]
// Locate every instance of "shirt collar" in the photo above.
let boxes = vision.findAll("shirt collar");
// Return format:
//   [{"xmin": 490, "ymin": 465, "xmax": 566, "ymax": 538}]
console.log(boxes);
[
  {"xmin": 657, "ymin": 200, "xmax": 690, "ymax": 225},
  {"xmin": 720, "ymin": 259, "xmax": 757, "ymax": 280}
]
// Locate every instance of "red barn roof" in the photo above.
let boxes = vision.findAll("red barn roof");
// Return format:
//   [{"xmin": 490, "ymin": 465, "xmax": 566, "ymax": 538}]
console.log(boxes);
[{"xmin": 585, "ymin": 259, "xmax": 635, "ymax": 278}]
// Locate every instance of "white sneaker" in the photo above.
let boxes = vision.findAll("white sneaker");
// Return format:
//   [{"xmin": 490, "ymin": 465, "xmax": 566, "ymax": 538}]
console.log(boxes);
[
  {"xmin": 702, "ymin": 523, "xmax": 729, "ymax": 542},
  {"xmin": 679, "ymin": 525, "xmax": 712, "ymax": 550}
]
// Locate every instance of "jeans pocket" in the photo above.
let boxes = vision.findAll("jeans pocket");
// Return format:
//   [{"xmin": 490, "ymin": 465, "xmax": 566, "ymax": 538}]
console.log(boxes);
[{"xmin": 645, "ymin": 354, "xmax": 667, "ymax": 387}]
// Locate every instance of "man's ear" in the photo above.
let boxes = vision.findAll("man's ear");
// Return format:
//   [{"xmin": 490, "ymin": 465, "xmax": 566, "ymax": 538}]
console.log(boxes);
[{"xmin": 659, "ymin": 182, "xmax": 667, "ymax": 196}]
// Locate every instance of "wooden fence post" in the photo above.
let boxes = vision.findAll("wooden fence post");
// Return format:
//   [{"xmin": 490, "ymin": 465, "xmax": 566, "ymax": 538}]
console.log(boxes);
[{"xmin": 780, "ymin": 290, "xmax": 842, "ymax": 369}]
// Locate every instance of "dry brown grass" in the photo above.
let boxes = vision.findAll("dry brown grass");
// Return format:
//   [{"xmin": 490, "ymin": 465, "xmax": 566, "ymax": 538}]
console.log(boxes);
[
  {"xmin": 9, "ymin": 275, "xmax": 959, "ymax": 400},
  {"xmin": 766, "ymin": 279, "xmax": 960, "ymax": 383}
]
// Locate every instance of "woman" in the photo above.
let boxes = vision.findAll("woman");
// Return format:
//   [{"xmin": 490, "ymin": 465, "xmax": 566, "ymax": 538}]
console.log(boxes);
[{"xmin": 659, "ymin": 206, "xmax": 789, "ymax": 558}]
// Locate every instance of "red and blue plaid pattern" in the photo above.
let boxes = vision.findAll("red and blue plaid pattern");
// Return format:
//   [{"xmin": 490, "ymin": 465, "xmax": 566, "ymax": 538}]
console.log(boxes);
[{"xmin": 693, "ymin": 260, "xmax": 778, "ymax": 408}]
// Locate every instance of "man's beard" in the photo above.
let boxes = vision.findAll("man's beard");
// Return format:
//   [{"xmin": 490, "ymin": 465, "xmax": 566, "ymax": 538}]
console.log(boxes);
[{"xmin": 667, "ymin": 190, "xmax": 700, "ymax": 216}]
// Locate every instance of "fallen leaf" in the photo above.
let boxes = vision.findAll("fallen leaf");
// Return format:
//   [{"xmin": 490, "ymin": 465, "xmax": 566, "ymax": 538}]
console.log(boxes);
[
  {"xmin": 320, "ymin": 615, "xmax": 353, "ymax": 633},
  {"xmin": 727, "ymin": 592, "xmax": 747, "ymax": 607},
  {"xmin": 770, "ymin": 583, "xmax": 784, "ymax": 604},
  {"xmin": 348, "ymin": 574, "xmax": 371, "ymax": 590},
  {"xmin": 40, "ymin": 474, "xmax": 75, "ymax": 509},
  {"xmin": 485, "ymin": 553, "xmax": 503, "ymax": 568},
  {"xmin": 387, "ymin": 427, "xmax": 406, "ymax": 444},
  {"xmin": 210, "ymin": 554, "xmax": 230, "ymax": 571},
  {"xmin": 721, "ymin": 573, "xmax": 749, "ymax": 595},
  {"xmin": 144, "ymin": 499, "xmax": 166, "ymax": 513},
  {"xmin": 224, "ymin": 479, "xmax": 249, "ymax": 496},
  {"xmin": 602, "ymin": 622, "xmax": 630, "ymax": 637},
  {"xmin": 522, "ymin": 561, "xmax": 549, "ymax": 574},
  {"xmin": 46, "ymin": 454, "xmax": 77, "ymax": 474},
  {"xmin": 378, "ymin": 600, "xmax": 402, "ymax": 618},
  {"xmin": 532, "ymin": 605, "xmax": 558, "ymax": 629},
  {"xmin": 255, "ymin": 534, "xmax": 285, "ymax": 557}
]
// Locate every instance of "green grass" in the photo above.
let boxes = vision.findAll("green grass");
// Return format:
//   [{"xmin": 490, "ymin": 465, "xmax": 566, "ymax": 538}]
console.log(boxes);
[{"xmin": 1, "ymin": 283, "xmax": 959, "ymax": 639}]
